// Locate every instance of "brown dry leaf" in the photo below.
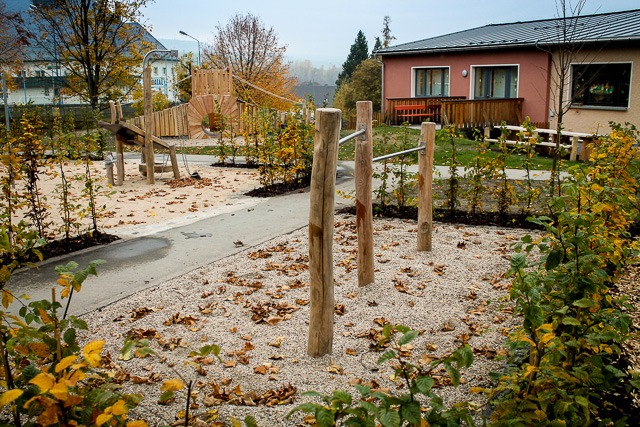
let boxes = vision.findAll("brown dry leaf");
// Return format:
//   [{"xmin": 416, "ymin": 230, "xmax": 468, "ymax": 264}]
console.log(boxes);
[
  {"xmin": 426, "ymin": 343, "xmax": 438, "ymax": 351},
  {"xmin": 267, "ymin": 317, "xmax": 283, "ymax": 326},
  {"xmin": 131, "ymin": 376, "xmax": 150, "ymax": 384},
  {"xmin": 326, "ymin": 362, "xmax": 343, "ymax": 375},
  {"xmin": 221, "ymin": 377, "xmax": 232, "ymax": 386},
  {"xmin": 346, "ymin": 348, "xmax": 357, "ymax": 356},
  {"xmin": 268, "ymin": 338, "xmax": 283, "ymax": 348},
  {"xmin": 254, "ymin": 365, "xmax": 267, "ymax": 375},
  {"xmin": 295, "ymin": 299, "xmax": 309, "ymax": 306},
  {"xmin": 457, "ymin": 241, "xmax": 467, "ymax": 250},
  {"xmin": 244, "ymin": 341, "xmax": 255, "ymax": 351},
  {"xmin": 240, "ymin": 335, "xmax": 252, "ymax": 341},
  {"xmin": 196, "ymin": 366, "xmax": 207, "ymax": 376},
  {"xmin": 345, "ymin": 292, "xmax": 357, "ymax": 299},
  {"xmin": 467, "ymin": 291, "xmax": 477, "ymax": 300},
  {"xmin": 441, "ymin": 323, "xmax": 455, "ymax": 332},
  {"xmin": 224, "ymin": 360, "xmax": 237, "ymax": 368},
  {"xmin": 419, "ymin": 354, "xmax": 439, "ymax": 365},
  {"xmin": 348, "ymin": 378, "xmax": 362, "ymax": 386},
  {"xmin": 270, "ymin": 354, "xmax": 286, "ymax": 360},
  {"xmin": 334, "ymin": 304, "xmax": 346, "ymax": 316},
  {"xmin": 373, "ymin": 317, "xmax": 389, "ymax": 326},
  {"xmin": 130, "ymin": 307, "xmax": 160, "ymax": 320}
]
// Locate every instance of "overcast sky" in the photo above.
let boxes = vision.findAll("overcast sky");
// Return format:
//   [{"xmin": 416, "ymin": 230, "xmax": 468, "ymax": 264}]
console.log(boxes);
[{"xmin": 143, "ymin": 0, "xmax": 638, "ymax": 65}]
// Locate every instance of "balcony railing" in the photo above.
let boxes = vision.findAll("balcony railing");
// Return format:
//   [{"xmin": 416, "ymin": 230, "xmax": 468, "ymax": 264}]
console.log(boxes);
[{"xmin": 386, "ymin": 96, "xmax": 465, "ymax": 125}]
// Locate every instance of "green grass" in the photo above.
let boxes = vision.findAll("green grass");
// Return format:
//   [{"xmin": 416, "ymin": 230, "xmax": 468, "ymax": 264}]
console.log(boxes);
[{"xmin": 338, "ymin": 125, "xmax": 577, "ymax": 171}]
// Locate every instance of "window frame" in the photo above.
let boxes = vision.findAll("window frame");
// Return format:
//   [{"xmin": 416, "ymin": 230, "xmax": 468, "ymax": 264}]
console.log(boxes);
[
  {"xmin": 411, "ymin": 66, "xmax": 450, "ymax": 97},
  {"xmin": 569, "ymin": 62, "xmax": 632, "ymax": 110},
  {"xmin": 470, "ymin": 64, "xmax": 520, "ymax": 99}
]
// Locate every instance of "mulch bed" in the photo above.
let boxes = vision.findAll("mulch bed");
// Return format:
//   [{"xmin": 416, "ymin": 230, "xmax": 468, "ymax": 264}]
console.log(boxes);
[{"xmin": 23, "ymin": 232, "xmax": 119, "ymax": 264}]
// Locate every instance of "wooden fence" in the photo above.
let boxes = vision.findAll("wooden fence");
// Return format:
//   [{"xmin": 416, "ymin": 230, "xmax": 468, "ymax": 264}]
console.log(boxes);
[{"xmin": 441, "ymin": 98, "xmax": 524, "ymax": 129}]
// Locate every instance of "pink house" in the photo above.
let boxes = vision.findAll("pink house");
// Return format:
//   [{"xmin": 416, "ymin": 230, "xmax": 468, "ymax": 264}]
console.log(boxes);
[{"xmin": 376, "ymin": 9, "xmax": 640, "ymax": 133}]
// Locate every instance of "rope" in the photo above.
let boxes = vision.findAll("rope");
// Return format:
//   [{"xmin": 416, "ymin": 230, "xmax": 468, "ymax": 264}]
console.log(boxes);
[{"xmin": 231, "ymin": 74, "xmax": 302, "ymax": 105}]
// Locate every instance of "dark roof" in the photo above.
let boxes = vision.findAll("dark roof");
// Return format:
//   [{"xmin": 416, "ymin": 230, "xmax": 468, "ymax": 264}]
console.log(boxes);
[{"xmin": 376, "ymin": 9, "xmax": 640, "ymax": 55}]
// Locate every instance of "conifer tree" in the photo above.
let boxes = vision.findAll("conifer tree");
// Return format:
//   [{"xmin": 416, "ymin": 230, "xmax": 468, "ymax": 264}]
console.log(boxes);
[{"xmin": 336, "ymin": 30, "xmax": 368, "ymax": 88}]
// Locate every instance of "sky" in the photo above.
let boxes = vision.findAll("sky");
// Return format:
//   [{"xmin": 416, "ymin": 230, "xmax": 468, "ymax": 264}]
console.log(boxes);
[{"xmin": 141, "ymin": 0, "xmax": 640, "ymax": 66}]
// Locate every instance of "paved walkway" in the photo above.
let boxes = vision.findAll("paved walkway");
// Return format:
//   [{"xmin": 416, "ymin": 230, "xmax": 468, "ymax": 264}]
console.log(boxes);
[{"xmin": 6, "ymin": 156, "xmax": 557, "ymax": 317}]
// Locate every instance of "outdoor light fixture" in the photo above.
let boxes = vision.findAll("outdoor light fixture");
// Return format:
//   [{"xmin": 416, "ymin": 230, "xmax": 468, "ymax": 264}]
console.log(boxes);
[
  {"xmin": 179, "ymin": 30, "xmax": 201, "ymax": 67},
  {"xmin": 462, "ymin": 69, "xmax": 468, "ymax": 78}
]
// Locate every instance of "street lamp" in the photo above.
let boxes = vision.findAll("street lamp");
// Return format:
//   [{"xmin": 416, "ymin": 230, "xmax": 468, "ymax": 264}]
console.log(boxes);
[{"xmin": 179, "ymin": 30, "xmax": 200, "ymax": 67}]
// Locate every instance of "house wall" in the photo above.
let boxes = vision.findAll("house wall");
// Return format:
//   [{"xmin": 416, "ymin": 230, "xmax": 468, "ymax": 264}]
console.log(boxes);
[
  {"xmin": 382, "ymin": 49, "xmax": 551, "ymax": 124},
  {"xmin": 551, "ymin": 45, "xmax": 640, "ymax": 134}
]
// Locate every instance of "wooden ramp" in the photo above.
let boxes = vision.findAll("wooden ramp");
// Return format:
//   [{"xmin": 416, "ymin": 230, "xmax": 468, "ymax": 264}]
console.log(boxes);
[{"xmin": 98, "ymin": 101, "xmax": 180, "ymax": 185}]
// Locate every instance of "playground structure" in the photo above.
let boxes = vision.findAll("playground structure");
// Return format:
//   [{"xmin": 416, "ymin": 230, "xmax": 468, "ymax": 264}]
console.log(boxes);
[{"xmin": 99, "ymin": 66, "xmax": 305, "ymax": 185}]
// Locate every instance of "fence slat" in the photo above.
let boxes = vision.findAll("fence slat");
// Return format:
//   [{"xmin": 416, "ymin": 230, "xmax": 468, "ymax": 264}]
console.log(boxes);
[{"xmin": 355, "ymin": 101, "xmax": 374, "ymax": 287}]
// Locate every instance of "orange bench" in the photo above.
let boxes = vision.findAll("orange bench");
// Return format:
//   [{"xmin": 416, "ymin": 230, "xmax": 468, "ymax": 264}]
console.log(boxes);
[{"xmin": 394, "ymin": 104, "xmax": 434, "ymax": 121}]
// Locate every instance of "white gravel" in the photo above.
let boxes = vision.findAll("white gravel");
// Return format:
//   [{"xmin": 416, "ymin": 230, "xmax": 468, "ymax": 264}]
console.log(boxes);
[{"xmin": 80, "ymin": 214, "xmax": 535, "ymax": 426}]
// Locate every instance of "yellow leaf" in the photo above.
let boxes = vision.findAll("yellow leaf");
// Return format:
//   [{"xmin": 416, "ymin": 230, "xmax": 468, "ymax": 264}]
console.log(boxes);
[
  {"xmin": 111, "ymin": 399, "xmax": 127, "ymax": 416},
  {"xmin": 65, "ymin": 370, "xmax": 86, "ymax": 386},
  {"xmin": 2, "ymin": 290, "xmax": 13, "ymax": 309},
  {"xmin": 96, "ymin": 413, "xmax": 113, "ymax": 426},
  {"xmin": 83, "ymin": 340, "xmax": 104, "ymax": 368},
  {"xmin": 56, "ymin": 355, "xmax": 78, "ymax": 373},
  {"xmin": 523, "ymin": 364, "xmax": 537, "ymax": 378},
  {"xmin": 0, "ymin": 389, "xmax": 23, "ymax": 406},
  {"xmin": 469, "ymin": 387, "xmax": 484, "ymax": 394},
  {"xmin": 161, "ymin": 379, "xmax": 185, "ymax": 392},
  {"xmin": 29, "ymin": 373, "xmax": 55, "ymax": 393},
  {"xmin": 540, "ymin": 333, "xmax": 556, "ymax": 345},
  {"xmin": 50, "ymin": 381, "xmax": 68, "ymax": 400}
]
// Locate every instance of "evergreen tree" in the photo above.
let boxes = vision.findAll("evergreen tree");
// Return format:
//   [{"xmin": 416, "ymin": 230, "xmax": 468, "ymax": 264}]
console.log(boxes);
[
  {"xmin": 336, "ymin": 30, "xmax": 368, "ymax": 88},
  {"xmin": 373, "ymin": 37, "xmax": 383, "ymax": 54},
  {"xmin": 381, "ymin": 16, "xmax": 396, "ymax": 48}
]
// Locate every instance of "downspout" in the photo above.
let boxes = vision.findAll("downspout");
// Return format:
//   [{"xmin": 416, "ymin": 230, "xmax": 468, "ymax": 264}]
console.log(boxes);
[{"xmin": 375, "ymin": 57, "xmax": 385, "ymax": 122}]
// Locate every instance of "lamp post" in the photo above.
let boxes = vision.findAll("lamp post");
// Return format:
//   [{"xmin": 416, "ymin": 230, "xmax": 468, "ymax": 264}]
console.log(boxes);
[{"xmin": 179, "ymin": 30, "xmax": 200, "ymax": 67}]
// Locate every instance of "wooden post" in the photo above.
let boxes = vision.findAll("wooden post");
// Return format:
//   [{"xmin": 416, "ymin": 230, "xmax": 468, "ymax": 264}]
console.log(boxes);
[
  {"xmin": 143, "ymin": 67, "xmax": 155, "ymax": 184},
  {"xmin": 104, "ymin": 152, "xmax": 115, "ymax": 186},
  {"xmin": 169, "ymin": 145, "xmax": 180, "ymax": 179},
  {"xmin": 308, "ymin": 108, "xmax": 341, "ymax": 358},
  {"xmin": 115, "ymin": 134, "xmax": 125, "ymax": 186},
  {"xmin": 417, "ymin": 122, "xmax": 436, "ymax": 251},
  {"xmin": 569, "ymin": 136, "xmax": 579, "ymax": 161},
  {"xmin": 355, "ymin": 101, "xmax": 374, "ymax": 287},
  {"xmin": 109, "ymin": 101, "xmax": 116, "ymax": 125},
  {"xmin": 116, "ymin": 101, "xmax": 124, "ymax": 123}
]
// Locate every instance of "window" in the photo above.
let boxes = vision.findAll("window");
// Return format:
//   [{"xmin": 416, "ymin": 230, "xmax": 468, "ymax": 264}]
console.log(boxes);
[
  {"xmin": 571, "ymin": 63, "xmax": 631, "ymax": 108},
  {"xmin": 415, "ymin": 68, "xmax": 449, "ymax": 97},
  {"xmin": 162, "ymin": 67, "xmax": 166, "ymax": 75},
  {"xmin": 474, "ymin": 66, "xmax": 518, "ymax": 98},
  {"xmin": 153, "ymin": 67, "xmax": 158, "ymax": 75}
]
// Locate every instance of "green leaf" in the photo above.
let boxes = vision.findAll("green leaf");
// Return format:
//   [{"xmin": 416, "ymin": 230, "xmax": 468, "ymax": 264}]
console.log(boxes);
[
  {"xmin": 444, "ymin": 362, "xmax": 461, "ymax": 386},
  {"xmin": 574, "ymin": 396, "xmax": 589, "ymax": 408},
  {"xmin": 395, "ymin": 325, "xmax": 410, "ymax": 334},
  {"xmin": 399, "ymin": 402, "xmax": 421, "ymax": 425},
  {"xmin": 456, "ymin": 345, "xmax": 474, "ymax": 368},
  {"xmin": 573, "ymin": 298, "xmax": 593, "ymax": 308},
  {"xmin": 545, "ymin": 250, "xmax": 563, "ymax": 270},
  {"xmin": 119, "ymin": 340, "xmax": 135, "ymax": 361},
  {"xmin": 316, "ymin": 408, "xmax": 336, "ymax": 427},
  {"xmin": 354, "ymin": 384, "xmax": 371, "ymax": 396},
  {"xmin": 377, "ymin": 350, "xmax": 396, "ymax": 365},
  {"xmin": 397, "ymin": 330, "xmax": 419, "ymax": 347},
  {"xmin": 244, "ymin": 415, "xmax": 258, "ymax": 427},
  {"xmin": 63, "ymin": 328, "xmax": 76, "ymax": 346},
  {"xmin": 510, "ymin": 253, "xmax": 527, "ymax": 269},
  {"xmin": 562, "ymin": 316, "xmax": 581, "ymax": 326},
  {"xmin": 378, "ymin": 408, "xmax": 401, "ymax": 427},
  {"xmin": 159, "ymin": 390, "xmax": 174, "ymax": 402},
  {"xmin": 333, "ymin": 390, "xmax": 352, "ymax": 405},
  {"xmin": 416, "ymin": 375, "xmax": 435, "ymax": 394},
  {"xmin": 288, "ymin": 402, "xmax": 319, "ymax": 416}
]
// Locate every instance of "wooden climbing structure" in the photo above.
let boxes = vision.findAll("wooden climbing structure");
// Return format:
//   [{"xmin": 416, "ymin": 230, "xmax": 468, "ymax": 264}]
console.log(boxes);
[{"xmin": 98, "ymin": 100, "xmax": 180, "ymax": 185}]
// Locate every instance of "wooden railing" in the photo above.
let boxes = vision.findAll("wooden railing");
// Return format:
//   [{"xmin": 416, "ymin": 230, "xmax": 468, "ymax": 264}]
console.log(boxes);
[
  {"xmin": 192, "ymin": 68, "xmax": 233, "ymax": 97},
  {"xmin": 386, "ymin": 96, "xmax": 465, "ymax": 125},
  {"xmin": 441, "ymin": 98, "xmax": 523, "ymax": 129}
]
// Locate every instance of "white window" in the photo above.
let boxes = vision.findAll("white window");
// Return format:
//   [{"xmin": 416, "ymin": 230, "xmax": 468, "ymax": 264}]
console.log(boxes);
[
  {"xmin": 474, "ymin": 66, "xmax": 518, "ymax": 98},
  {"xmin": 414, "ymin": 68, "xmax": 449, "ymax": 97}
]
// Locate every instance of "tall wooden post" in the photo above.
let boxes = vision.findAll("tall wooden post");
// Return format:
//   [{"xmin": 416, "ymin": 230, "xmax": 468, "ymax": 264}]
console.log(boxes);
[
  {"xmin": 143, "ymin": 67, "xmax": 155, "ymax": 184},
  {"xmin": 355, "ymin": 101, "xmax": 374, "ymax": 287},
  {"xmin": 308, "ymin": 108, "xmax": 341, "ymax": 357},
  {"xmin": 115, "ymin": 134, "xmax": 125, "ymax": 186},
  {"xmin": 417, "ymin": 122, "xmax": 435, "ymax": 251},
  {"xmin": 569, "ymin": 136, "xmax": 579, "ymax": 161}
]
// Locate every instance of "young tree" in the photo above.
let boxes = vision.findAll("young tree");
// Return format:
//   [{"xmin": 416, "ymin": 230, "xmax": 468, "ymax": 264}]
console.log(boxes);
[
  {"xmin": 204, "ymin": 12, "xmax": 296, "ymax": 110},
  {"xmin": 381, "ymin": 15, "xmax": 396, "ymax": 48},
  {"xmin": 539, "ymin": 0, "xmax": 587, "ymax": 196},
  {"xmin": 336, "ymin": 30, "xmax": 368, "ymax": 88},
  {"xmin": 332, "ymin": 58, "xmax": 381, "ymax": 115},
  {"xmin": 0, "ymin": 2, "xmax": 30, "ymax": 77},
  {"xmin": 28, "ymin": 0, "xmax": 152, "ymax": 110}
]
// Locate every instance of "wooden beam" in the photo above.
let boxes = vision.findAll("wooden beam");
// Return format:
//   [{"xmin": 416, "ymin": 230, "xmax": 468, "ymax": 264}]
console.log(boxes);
[
  {"xmin": 143, "ymin": 67, "xmax": 155, "ymax": 184},
  {"xmin": 355, "ymin": 101, "xmax": 374, "ymax": 287},
  {"xmin": 308, "ymin": 108, "xmax": 341, "ymax": 358},
  {"xmin": 417, "ymin": 122, "xmax": 435, "ymax": 251},
  {"xmin": 115, "ymin": 134, "xmax": 125, "ymax": 186}
]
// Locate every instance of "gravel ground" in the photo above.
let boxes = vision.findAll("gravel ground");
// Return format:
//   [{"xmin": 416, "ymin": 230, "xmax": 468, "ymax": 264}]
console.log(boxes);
[{"xmin": 80, "ymin": 213, "xmax": 535, "ymax": 426}]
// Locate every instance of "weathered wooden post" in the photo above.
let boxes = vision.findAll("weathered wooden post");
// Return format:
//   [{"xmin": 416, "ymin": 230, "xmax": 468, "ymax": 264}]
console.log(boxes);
[
  {"xmin": 355, "ymin": 101, "xmax": 374, "ymax": 287},
  {"xmin": 143, "ymin": 67, "xmax": 155, "ymax": 184},
  {"xmin": 115, "ymin": 134, "xmax": 125, "ymax": 186},
  {"xmin": 569, "ymin": 135, "xmax": 579, "ymax": 161},
  {"xmin": 308, "ymin": 108, "xmax": 341, "ymax": 357},
  {"xmin": 104, "ymin": 153, "xmax": 115, "ymax": 186},
  {"xmin": 417, "ymin": 122, "xmax": 435, "ymax": 251}
]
